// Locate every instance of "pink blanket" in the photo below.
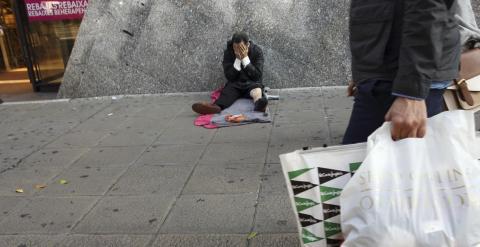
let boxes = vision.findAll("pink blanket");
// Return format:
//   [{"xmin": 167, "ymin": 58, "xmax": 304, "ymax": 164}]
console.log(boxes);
[{"xmin": 194, "ymin": 87, "xmax": 223, "ymax": 129}]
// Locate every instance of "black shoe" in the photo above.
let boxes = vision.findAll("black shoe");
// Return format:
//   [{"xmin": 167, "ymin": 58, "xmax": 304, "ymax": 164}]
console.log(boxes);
[
  {"xmin": 254, "ymin": 97, "xmax": 268, "ymax": 112},
  {"xmin": 192, "ymin": 102, "xmax": 222, "ymax": 114},
  {"xmin": 0, "ymin": 98, "xmax": 3, "ymax": 104}
]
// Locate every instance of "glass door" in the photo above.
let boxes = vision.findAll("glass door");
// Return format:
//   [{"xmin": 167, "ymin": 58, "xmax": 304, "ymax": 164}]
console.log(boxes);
[
  {"xmin": 28, "ymin": 19, "xmax": 81, "ymax": 85},
  {"xmin": 13, "ymin": 0, "xmax": 81, "ymax": 91}
]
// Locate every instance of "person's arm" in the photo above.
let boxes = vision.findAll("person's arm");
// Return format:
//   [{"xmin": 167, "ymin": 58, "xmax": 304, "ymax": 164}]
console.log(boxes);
[
  {"xmin": 242, "ymin": 47, "xmax": 264, "ymax": 82},
  {"xmin": 223, "ymin": 49, "xmax": 240, "ymax": 82},
  {"xmin": 392, "ymin": 0, "xmax": 455, "ymax": 99},
  {"xmin": 386, "ymin": 0, "xmax": 457, "ymax": 140}
]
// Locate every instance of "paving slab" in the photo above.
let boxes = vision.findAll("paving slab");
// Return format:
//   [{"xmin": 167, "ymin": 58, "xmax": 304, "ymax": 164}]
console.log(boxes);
[
  {"xmin": 0, "ymin": 196, "xmax": 98, "ymax": 234},
  {"xmin": 270, "ymin": 123, "xmax": 329, "ymax": 145},
  {"xmin": 274, "ymin": 110, "xmax": 327, "ymax": 125},
  {"xmin": 71, "ymin": 108, "xmax": 134, "ymax": 132},
  {"xmin": 0, "ymin": 197, "xmax": 28, "ymax": 223},
  {"xmin": 267, "ymin": 142, "xmax": 322, "ymax": 164},
  {"xmin": 327, "ymin": 116, "xmax": 350, "ymax": 145},
  {"xmin": 321, "ymin": 87, "xmax": 353, "ymax": 111},
  {"xmin": 260, "ymin": 164, "xmax": 290, "ymax": 196},
  {"xmin": 200, "ymin": 142, "xmax": 268, "ymax": 165},
  {"xmin": 0, "ymin": 104, "xmax": 41, "ymax": 121},
  {"xmin": 249, "ymin": 233, "xmax": 301, "ymax": 247},
  {"xmin": 39, "ymin": 165, "xmax": 126, "ymax": 196},
  {"xmin": 18, "ymin": 148, "xmax": 88, "ymax": 171},
  {"xmin": 56, "ymin": 99, "xmax": 112, "ymax": 121},
  {"xmin": 164, "ymin": 115, "xmax": 206, "ymax": 130},
  {"xmin": 183, "ymin": 163, "xmax": 263, "ymax": 195},
  {"xmin": 74, "ymin": 195, "xmax": 175, "ymax": 234},
  {"xmin": 253, "ymin": 195, "xmax": 298, "ymax": 233},
  {"xmin": 119, "ymin": 116, "xmax": 173, "ymax": 132},
  {"xmin": 108, "ymin": 164, "xmax": 192, "ymax": 196},
  {"xmin": 212, "ymin": 124, "xmax": 272, "ymax": 144},
  {"xmin": 0, "ymin": 235, "xmax": 65, "ymax": 247},
  {"xmin": 275, "ymin": 99, "xmax": 324, "ymax": 113},
  {"xmin": 0, "ymin": 148, "xmax": 34, "ymax": 172},
  {"xmin": 60, "ymin": 234, "xmax": 152, "ymax": 247},
  {"xmin": 0, "ymin": 167, "xmax": 63, "ymax": 196},
  {"xmin": 151, "ymin": 234, "xmax": 247, "ymax": 247},
  {"xmin": 0, "ymin": 132, "xmax": 63, "ymax": 150},
  {"xmin": 136, "ymin": 144, "xmax": 205, "ymax": 166},
  {"xmin": 160, "ymin": 194, "xmax": 257, "ymax": 234},
  {"xmin": 154, "ymin": 127, "xmax": 216, "ymax": 145},
  {"xmin": 73, "ymin": 147, "xmax": 146, "ymax": 167},
  {"xmin": 133, "ymin": 105, "xmax": 182, "ymax": 120},
  {"xmin": 97, "ymin": 129, "xmax": 162, "ymax": 147},
  {"xmin": 46, "ymin": 130, "xmax": 109, "ymax": 148}
]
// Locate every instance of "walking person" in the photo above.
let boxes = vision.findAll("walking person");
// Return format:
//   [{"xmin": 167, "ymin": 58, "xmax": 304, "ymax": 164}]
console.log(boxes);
[{"xmin": 342, "ymin": 0, "xmax": 461, "ymax": 144}]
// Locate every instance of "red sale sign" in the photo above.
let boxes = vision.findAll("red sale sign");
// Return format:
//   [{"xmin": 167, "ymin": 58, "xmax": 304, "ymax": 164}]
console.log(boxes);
[{"xmin": 25, "ymin": 0, "xmax": 89, "ymax": 22}]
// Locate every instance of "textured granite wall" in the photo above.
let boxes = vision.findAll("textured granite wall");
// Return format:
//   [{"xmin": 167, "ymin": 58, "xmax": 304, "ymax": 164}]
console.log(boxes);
[
  {"xmin": 58, "ymin": 0, "xmax": 350, "ymax": 98},
  {"xmin": 59, "ymin": 0, "xmax": 480, "ymax": 98}
]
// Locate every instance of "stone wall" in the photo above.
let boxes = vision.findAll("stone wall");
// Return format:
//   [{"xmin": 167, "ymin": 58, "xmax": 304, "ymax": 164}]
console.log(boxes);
[
  {"xmin": 59, "ymin": 0, "xmax": 480, "ymax": 98},
  {"xmin": 58, "ymin": 0, "xmax": 350, "ymax": 98}
]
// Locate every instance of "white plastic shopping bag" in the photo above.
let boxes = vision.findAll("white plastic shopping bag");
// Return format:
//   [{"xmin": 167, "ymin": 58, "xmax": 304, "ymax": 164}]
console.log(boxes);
[{"xmin": 341, "ymin": 110, "xmax": 480, "ymax": 247}]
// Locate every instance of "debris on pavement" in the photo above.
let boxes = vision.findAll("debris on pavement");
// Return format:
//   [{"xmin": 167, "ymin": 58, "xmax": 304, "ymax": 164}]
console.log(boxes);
[
  {"xmin": 35, "ymin": 184, "xmax": 47, "ymax": 189},
  {"xmin": 247, "ymin": 232, "xmax": 257, "ymax": 240}
]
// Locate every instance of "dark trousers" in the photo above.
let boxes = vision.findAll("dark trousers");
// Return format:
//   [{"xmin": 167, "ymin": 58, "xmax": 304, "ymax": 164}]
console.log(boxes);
[
  {"xmin": 342, "ymin": 80, "xmax": 446, "ymax": 145},
  {"xmin": 215, "ymin": 81, "xmax": 263, "ymax": 110}
]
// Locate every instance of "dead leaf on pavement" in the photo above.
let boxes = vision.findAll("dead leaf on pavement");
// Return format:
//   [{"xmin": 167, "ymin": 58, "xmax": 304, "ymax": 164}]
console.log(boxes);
[{"xmin": 35, "ymin": 184, "xmax": 47, "ymax": 189}]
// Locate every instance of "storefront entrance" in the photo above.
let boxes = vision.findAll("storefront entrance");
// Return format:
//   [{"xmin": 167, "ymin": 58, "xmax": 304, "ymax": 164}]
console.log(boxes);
[{"xmin": 0, "ymin": 0, "xmax": 86, "ymax": 101}]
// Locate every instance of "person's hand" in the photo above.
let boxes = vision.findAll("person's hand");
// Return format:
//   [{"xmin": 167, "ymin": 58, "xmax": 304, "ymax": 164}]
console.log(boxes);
[
  {"xmin": 385, "ymin": 97, "xmax": 427, "ymax": 141},
  {"xmin": 239, "ymin": 43, "xmax": 249, "ymax": 59},
  {"xmin": 347, "ymin": 81, "xmax": 356, "ymax": 97},
  {"xmin": 233, "ymin": 43, "xmax": 241, "ymax": 59}
]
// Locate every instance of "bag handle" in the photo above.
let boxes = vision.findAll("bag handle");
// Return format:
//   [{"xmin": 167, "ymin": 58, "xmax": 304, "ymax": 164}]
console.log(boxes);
[{"xmin": 454, "ymin": 79, "xmax": 475, "ymax": 106}]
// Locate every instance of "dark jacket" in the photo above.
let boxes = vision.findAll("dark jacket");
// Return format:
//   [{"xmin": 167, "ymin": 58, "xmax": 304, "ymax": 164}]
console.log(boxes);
[
  {"xmin": 350, "ymin": 0, "xmax": 460, "ymax": 99},
  {"xmin": 223, "ymin": 40, "xmax": 264, "ymax": 84}
]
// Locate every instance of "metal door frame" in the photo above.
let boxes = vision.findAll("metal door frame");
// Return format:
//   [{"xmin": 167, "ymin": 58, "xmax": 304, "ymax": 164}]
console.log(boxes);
[{"xmin": 12, "ymin": 0, "xmax": 40, "ymax": 91}]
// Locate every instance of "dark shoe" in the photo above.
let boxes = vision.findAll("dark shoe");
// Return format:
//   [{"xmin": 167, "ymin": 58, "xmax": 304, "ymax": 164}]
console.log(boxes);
[
  {"xmin": 192, "ymin": 102, "xmax": 221, "ymax": 114},
  {"xmin": 254, "ymin": 97, "xmax": 268, "ymax": 112},
  {"xmin": 0, "ymin": 98, "xmax": 3, "ymax": 104}
]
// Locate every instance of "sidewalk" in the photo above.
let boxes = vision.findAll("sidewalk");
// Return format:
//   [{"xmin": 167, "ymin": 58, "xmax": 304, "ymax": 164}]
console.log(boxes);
[{"xmin": 0, "ymin": 87, "xmax": 475, "ymax": 247}]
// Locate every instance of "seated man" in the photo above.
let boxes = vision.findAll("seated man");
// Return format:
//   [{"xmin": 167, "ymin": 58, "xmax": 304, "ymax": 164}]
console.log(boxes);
[{"xmin": 192, "ymin": 32, "xmax": 268, "ymax": 114}]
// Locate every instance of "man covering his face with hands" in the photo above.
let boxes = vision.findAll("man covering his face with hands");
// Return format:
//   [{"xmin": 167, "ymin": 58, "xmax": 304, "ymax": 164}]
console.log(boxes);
[{"xmin": 192, "ymin": 31, "xmax": 267, "ymax": 114}]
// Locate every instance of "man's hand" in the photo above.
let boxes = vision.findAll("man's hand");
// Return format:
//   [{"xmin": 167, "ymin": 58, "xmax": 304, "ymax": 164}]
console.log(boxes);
[
  {"xmin": 347, "ymin": 81, "xmax": 356, "ymax": 97},
  {"xmin": 385, "ymin": 97, "xmax": 427, "ymax": 141},
  {"xmin": 233, "ymin": 43, "xmax": 241, "ymax": 59},
  {"xmin": 239, "ymin": 43, "xmax": 249, "ymax": 59}
]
